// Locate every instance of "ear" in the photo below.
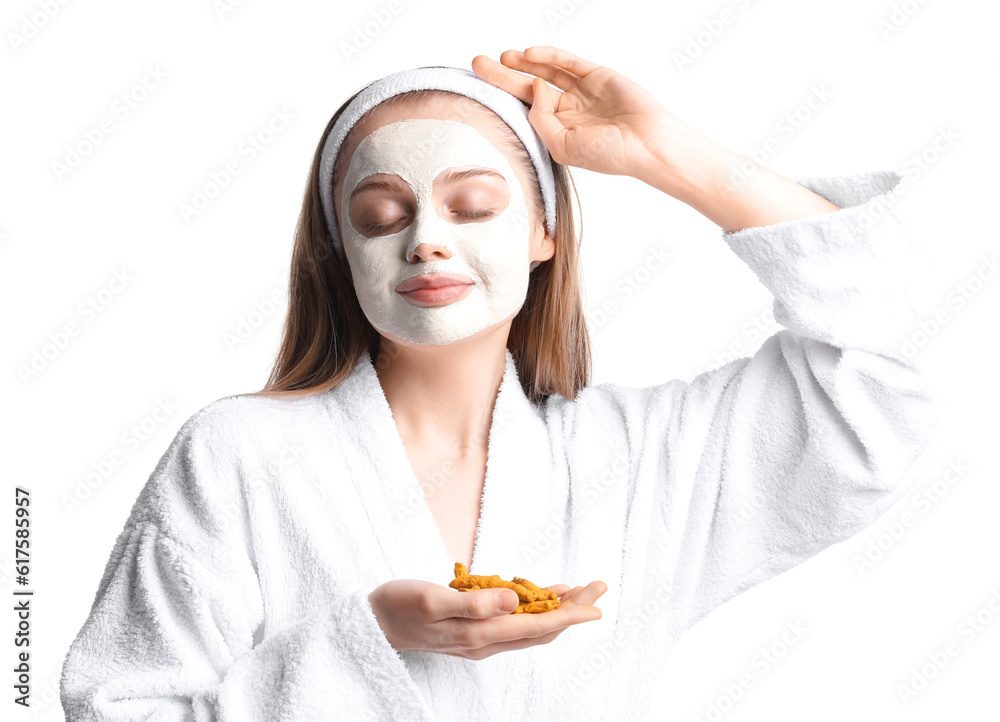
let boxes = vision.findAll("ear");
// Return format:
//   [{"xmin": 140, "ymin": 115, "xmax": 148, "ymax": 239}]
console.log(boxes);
[{"xmin": 533, "ymin": 229, "xmax": 556, "ymax": 265}]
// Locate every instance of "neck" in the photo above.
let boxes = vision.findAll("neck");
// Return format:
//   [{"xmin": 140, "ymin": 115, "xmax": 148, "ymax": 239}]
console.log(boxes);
[{"xmin": 373, "ymin": 327, "xmax": 509, "ymax": 452}]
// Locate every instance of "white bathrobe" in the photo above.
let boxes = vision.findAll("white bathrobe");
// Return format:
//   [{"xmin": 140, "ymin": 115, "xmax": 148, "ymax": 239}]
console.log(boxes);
[{"xmin": 60, "ymin": 170, "xmax": 943, "ymax": 721}]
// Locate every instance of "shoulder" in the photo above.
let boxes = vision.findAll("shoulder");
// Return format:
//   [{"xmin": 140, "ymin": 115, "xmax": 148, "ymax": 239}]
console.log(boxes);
[
  {"xmin": 130, "ymin": 391, "xmax": 332, "ymax": 533},
  {"xmin": 542, "ymin": 376, "xmax": 688, "ymax": 433},
  {"xmin": 149, "ymin": 391, "xmax": 332, "ymax": 494},
  {"xmin": 177, "ymin": 390, "xmax": 333, "ymax": 449},
  {"xmin": 546, "ymin": 376, "xmax": 687, "ymax": 416}
]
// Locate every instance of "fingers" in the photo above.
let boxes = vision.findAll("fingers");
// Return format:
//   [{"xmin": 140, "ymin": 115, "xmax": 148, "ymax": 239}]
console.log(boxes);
[
  {"xmin": 463, "ymin": 625, "xmax": 567, "ymax": 660},
  {"xmin": 521, "ymin": 46, "xmax": 603, "ymax": 78},
  {"xmin": 470, "ymin": 55, "xmax": 534, "ymax": 104},
  {"xmin": 574, "ymin": 581, "xmax": 609, "ymax": 607},
  {"xmin": 469, "ymin": 62, "xmax": 563, "ymax": 158},
  {"xmin": 556, "ymin": 581, "xmax": 608, "ymax": 607},
  {"xmin": 439, "ymin": 578, "xmax": 606, "ymax": 622},
  {"xmin": 434, "ymin": 579, "xmax": 608, "ymax": 659},
  {"xmin": 499, "ymin": 49, "xmax": 580, "ymax": 92},
  {"xmin": 442, "ymin": 587, "xmax": 519, "ymax": 620},
  {"xmin": 440, "ymin": 597, "xmax": 603, "ymax": 651},
  {"xmin": 525, "ymin": 77, "xmax": 564, "ymax": 155},
  {"xmin": 556, "ymin": 585, "xmax": 585, "ymax": 604},
  {"xmin": 472, "ymin": 46, "xmax": 602, "ymax": 105}
]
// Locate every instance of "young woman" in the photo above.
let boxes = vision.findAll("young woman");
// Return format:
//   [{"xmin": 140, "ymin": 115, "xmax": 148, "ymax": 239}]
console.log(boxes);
[{"xmin": 61, "ymin": 46, "xmax": 941, "ymax": 720}]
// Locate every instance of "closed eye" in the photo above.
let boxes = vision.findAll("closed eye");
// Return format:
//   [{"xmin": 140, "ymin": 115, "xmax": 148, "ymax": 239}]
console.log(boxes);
[
  {"xmin": 365, "ymin": 220, "xmax": 398, "ymax": 235},
  {"xmin": 454, "ymin": 209, "xmax": 496, "ymax": 221},
  {"xmin": 366, "ymin": 210, "xmax": 496, "ymax": 235}
]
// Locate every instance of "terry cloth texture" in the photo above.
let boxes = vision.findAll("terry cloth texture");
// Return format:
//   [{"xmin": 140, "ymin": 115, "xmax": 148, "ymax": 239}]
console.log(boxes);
[{"xmin": 61, "ymin": 170, "xmax": 943, "ymax": 721}]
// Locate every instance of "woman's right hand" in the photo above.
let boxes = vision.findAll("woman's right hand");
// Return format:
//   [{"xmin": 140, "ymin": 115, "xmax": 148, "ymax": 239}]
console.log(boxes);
[{"xmin": 368, "ymin": 578, "xmax": 608, "ymax": 660}]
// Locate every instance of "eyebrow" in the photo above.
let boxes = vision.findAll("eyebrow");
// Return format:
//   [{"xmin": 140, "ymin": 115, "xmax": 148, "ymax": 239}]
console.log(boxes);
[
  {"xmin": 439, "ymin": 167, "xmax": 505, "ymax": 184},
  {"xmin": 350, "ymin": 167, "xmax": 505, "ymax": 201}
]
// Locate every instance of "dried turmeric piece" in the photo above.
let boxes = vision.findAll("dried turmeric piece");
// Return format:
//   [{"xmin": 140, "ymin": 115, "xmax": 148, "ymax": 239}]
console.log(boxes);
[
  {"xmin": 449, "ymin": 562, "xmax": 561, "ymax": 614},
  {"xmin": 514, "ymin": 599, "xmax": 560, "ymax": 614}
]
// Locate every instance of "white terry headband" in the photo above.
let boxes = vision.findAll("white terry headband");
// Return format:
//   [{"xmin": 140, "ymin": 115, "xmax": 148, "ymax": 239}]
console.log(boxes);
[{"xmin": 318, "ymin": 66, "xmax": 558, "ymax": 262}]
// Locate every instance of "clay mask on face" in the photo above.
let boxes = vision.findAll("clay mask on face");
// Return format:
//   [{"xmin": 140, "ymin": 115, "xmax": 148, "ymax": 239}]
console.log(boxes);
[{"xmin": 340, "ymin": 118, "xmax": 533, "ymax": 345}]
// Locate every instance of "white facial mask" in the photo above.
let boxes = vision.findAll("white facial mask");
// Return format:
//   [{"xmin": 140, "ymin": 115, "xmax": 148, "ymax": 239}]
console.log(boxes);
[{"xmin": 340, "ymin": 118, "xmax": 533, "ymax": 346}]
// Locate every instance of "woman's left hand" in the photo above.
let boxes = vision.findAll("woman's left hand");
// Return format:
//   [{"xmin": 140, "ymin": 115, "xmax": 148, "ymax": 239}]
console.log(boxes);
[
  {"xmin": 474, "ymin": 45, "xmax": 841, "ymax": 232},
  {"xmin": 472, "ymin": 46, "xmax": 682, "ymax": 178}
]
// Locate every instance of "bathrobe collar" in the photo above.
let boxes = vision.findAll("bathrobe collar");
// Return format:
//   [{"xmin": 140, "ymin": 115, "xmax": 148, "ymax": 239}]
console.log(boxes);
[{"xmin": 336, "ymin": 347, "xmax": 557, "ymax": 583}]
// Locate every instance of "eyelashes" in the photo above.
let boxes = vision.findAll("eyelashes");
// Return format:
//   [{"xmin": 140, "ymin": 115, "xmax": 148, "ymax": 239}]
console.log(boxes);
[
  {"xmin": 456, "ymin": 209, "xmax": 496, "ymax": 221},
  {"xmin": 366, "ymin": 209, "xmax": 496, "ymax": 235},
  {"xmin": 365, "ymin": 221, "xmax": 395, "ymax": 235}
]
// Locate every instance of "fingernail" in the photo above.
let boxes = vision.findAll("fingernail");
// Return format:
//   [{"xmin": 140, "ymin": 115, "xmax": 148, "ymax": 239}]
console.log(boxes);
[{"xmin": 497, "ymin": 591, "xmax": 518, "ymax": 612}]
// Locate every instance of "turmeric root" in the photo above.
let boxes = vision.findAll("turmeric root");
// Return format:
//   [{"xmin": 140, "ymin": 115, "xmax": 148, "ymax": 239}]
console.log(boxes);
[{"xmin": 450, "ymin": 562, "xmax": 561, "ymax": 614}]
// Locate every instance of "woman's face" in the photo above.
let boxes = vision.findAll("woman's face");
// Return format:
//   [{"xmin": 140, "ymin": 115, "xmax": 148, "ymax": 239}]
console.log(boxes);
[{"xmin": 332, "ymin": 98, "xmax": 554, "ymax": 346}]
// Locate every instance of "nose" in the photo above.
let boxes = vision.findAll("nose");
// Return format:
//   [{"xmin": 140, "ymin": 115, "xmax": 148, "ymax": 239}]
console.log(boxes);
[{"xmin": 407, "ymin": 241, "xmax": 452, "ymax": 264}]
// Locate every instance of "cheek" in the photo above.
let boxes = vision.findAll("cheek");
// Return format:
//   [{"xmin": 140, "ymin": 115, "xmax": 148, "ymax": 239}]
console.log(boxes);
[
  {"xmin": 345, "ymin": 240, "xmax": 399, "ymax": 292},
  {"xmin": 464, "ymin": 223, "xmax": 531, "ymax": 294}
]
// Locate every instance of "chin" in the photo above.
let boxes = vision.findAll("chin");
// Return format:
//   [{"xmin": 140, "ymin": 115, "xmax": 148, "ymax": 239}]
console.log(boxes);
[{"xmin": 363, "ymin": 290, "xmax": 527, "ymax": 347}]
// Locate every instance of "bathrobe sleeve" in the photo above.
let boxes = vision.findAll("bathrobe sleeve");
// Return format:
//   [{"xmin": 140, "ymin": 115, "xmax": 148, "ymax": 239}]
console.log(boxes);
[
  {"xmin": 60, "ymin": 406, "xmax": 431, "ymax": 722},
  {"xmin": 603, "ymin": 170, "xmax": 944, "ymax": 638}
]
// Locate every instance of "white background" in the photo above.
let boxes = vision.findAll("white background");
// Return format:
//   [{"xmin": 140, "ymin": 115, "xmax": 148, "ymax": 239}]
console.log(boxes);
[{"xmin": 3, "ymin": 0, "xmax": 997, "ymax": 719}]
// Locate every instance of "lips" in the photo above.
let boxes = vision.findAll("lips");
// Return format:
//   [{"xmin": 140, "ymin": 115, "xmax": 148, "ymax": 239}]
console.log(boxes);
[{"xmin": 395, "ymin": 272, "xmax": 474, "ymax": 294}]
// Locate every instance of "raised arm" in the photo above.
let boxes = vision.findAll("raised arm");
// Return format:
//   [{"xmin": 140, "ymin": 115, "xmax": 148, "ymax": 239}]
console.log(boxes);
[
  {"xmin": 477, "ymin": 46, "xmax": 943, "ymax": 692},
  {"xmin": 653, "ymin": 168, "xmax": 943, "ymax": 633},
  {"xmin": 547, "ymin": 169, "xmax": 945, "ymax": 714},
  {"xmin": 60, "ymin": 406, "xmax": 432, "ymax": 721}
]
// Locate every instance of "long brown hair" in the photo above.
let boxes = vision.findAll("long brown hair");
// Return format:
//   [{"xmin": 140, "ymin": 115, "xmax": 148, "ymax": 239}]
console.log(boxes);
[{"xmin": 248, "ymin": 85, "xmax": 591, "ymax": 406}]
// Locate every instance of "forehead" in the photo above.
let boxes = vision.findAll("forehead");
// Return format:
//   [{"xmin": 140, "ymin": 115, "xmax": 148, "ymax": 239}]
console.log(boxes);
[
  {"xmin": 345, "ymin": 93, "xmax": 511, "ymax": 161},
  {"xmin": 334, "ymin": 94, "xmax": 528, "ymax": 198},
  {"xmin": 344, "ymin": 119, "xmax": 516, "ymax": 188}
]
